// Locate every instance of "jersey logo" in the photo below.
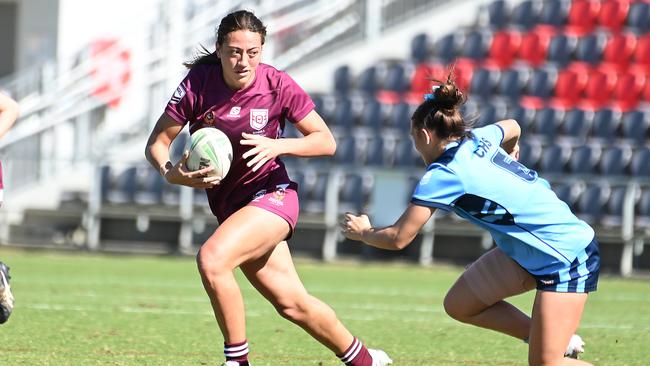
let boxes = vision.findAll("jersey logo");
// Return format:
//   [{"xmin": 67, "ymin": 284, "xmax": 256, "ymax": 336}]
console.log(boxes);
[
  {"xmin": 250, "ymin": 109, "xmax": 269, "ymax": 130},
  {"xmin": 227, "ymin": 106, "xmax": 241, "ymax": 118},
  {"xmin": 203, "ymin": 111, "xmax": 215, "ymax": 125},
  {"xmin": 170, "ymin": 85, "xmax": 186, "ymax": 104}
]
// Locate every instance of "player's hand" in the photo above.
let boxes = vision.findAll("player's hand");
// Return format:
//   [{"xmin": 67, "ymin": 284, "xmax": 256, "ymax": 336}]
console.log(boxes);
[
  {"xmin": 240, "ymin": 132, "xmax": 283, "ymax": 172},
  {"xmin": 163, "ymin": 151, "xmax": 221, "ymax": 188},
  {"xmin": 340, "ymin": 213, "xmax": 372, "ymax": 241},
  {"xmin": 509, "ymin": 142, "xmax": 520, "ymax": 161}
]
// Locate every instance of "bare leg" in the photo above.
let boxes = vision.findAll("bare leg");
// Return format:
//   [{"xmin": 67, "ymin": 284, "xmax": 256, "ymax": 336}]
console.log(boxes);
[
  {"xmin": 196, "ymin": 206, "xmax": 292, "ymax": 343},
  {"xmin": 240, "ymin": 241, "xmax": 354, "ymax": 354},
  {"xmin": 528, "ymin": 291, "xmax": 592, "ymax": 366}
]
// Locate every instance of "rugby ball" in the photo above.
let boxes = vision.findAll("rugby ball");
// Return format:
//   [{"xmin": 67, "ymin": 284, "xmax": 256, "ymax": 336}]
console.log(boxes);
[{"xmin": 186, "ymin": 128, "xmax": 233, "ymax": 179}]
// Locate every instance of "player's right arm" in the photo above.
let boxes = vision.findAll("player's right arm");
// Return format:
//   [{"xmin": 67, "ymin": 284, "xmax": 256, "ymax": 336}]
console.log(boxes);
[
  {"xmin": 0, "ymin": 93, "xmax": 19, "ymax": 140},
  {"xmin": 144, "ymin": 112, "xmax": 218, "ymax": 188},
  {"xmin": 495, "ymin": 119, "xmax": 521, "ymax": 160},
  {"xmin": 341, "ymin": 204, "xmax": 435, "ymax": 250}
]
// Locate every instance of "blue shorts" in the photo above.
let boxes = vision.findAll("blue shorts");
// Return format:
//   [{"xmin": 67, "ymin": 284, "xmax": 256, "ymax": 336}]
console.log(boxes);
[{"xmin": 533, "ymin": 238, "xmax": 600, "ymax": 293}]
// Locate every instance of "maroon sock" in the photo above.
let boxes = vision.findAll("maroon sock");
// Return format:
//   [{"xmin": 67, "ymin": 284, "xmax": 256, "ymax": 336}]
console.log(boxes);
[
  {"xmin": 337, "ymin": 337, "xmax": 373, "ymax": 366},
  {"xmin": 224, "ymin": 340, "xmax": 249, "ymax": 364}
]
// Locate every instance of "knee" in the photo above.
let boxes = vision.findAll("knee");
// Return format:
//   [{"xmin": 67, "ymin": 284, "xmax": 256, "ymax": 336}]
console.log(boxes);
[
  {"xmin": 274, "ymin": 297, "xmax": 312, "ymax": 323},
  {"xmin": 196, "ymin": 245, "xmax": 231, "ymax": 279},
  {"xmin": 443, "ymin": 289, "xmax": 470, "ymax": 322}
]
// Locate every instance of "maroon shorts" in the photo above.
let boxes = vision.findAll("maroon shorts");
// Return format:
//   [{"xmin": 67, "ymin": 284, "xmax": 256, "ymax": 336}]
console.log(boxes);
[{"xmin": 247, "ymin": 183, "xmax": 300, "ymax": 239}]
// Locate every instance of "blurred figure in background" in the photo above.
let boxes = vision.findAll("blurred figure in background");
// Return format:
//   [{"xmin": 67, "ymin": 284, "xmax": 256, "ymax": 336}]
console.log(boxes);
[
  {"xmin": 0, "ymin": 91, "xmax": 19, "ymax": 324},
  {"xmin": 342, "ymin": 73, "xmax": 599, "ymax": 366},
  {"xmin": 145, "ymin": 10, "xmax": 391, "ymax": 366}
]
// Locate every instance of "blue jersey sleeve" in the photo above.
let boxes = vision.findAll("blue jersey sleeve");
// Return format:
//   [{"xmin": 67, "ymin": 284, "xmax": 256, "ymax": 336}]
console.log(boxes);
[
  {"xmin": 473, "ymin": 124, "xmax": 504, "ymax": 146},
  {"xmin": 411, "ymin": 165, "xmax": 464, "ymax": 210}
]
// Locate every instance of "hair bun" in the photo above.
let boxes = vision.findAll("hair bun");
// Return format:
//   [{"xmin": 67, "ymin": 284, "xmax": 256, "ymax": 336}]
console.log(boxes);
[{"xmin": 434, "ymin": 83, "xmax": 463, "ymax": 109}]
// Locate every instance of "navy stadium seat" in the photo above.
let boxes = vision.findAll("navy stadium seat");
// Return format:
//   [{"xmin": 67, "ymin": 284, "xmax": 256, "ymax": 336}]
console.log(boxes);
[
  {"xmin": 105, "ymin": 165, "xmax": 137, "ymax": 204},
  {"xmin": 339, "ymin": 173, "xmax": 365, "ymax": 213},
  {"xmin": 533, "ymin": 107, "xmax": 564, "ymax": 140},
  {"xmin": 334, "ymin": 135, "xmax": 356, "ymax": 165},
  {"xmin": 518, "ymin": 140, "xmax": 542, "ymax": 170},
  {"xmin": 365, "ymin": 136, "xmax": 385, "ymax": 166},
  {"xmin": 460, "ymin": 30, "xmax": 492, "ymax": 60},
  {"xmin": 562, "ymin": 108, "xmax": 593, "ymax": 140},
  {"xmin": 486, "ymin": 0, "xmax": 510, "ymax": 29},
  {"xmin": 395, "ymin": 138, "xmax": 420, "ymax": 167},
  {"xmin": 433, "ymin": 33, "xmax": 463, "ymax": 63},
  {"xmin": 550, "ymin": 179, "xmax": 581, "ymax": 211},
  {"xmin": 547, "ymin": 34, "xmax": 579, "ymax": 66},
  {"xmin": 357, "ymin": 66, "xmax": 378, "ymax": 95},
  {"xmin": 621, "ymin": 110, "xmax": 649, "ymax": 145},
  {"xmin": 575, "ymin": 182, "xmax": 610, "ymax": 225},
  {"xmin": 469, "ymin": 67, "xmax": 500, "ymax": 100},
  {"xmin": 635, "ymin": 187, "xmax": 650, "ymax": 229},
  {"xmin": 525, "ymin": 66, "xmax": 558, "ymax": 100},
  {"xmin": 630, "ymin": 147, "xmax": 650, "ymax": 177},
  {"xmin": 411, "ymin": 33, "xmax": 431, "ymax": 63},
  {"xmin": 497, "ymin": 67, "xmax": 530, "ymax": 100},
  {"xmin": 599, "ymin": 145, "xmax": 633, "ymax": 176},
  {"xmin": 359, "ymin": 99, "xmax": 383, "ymax": 129},
  {"xmin": 385, "ymin": 102, "xmax": 411, "ymax": 129},
  {"xmin": 569, "ymin": 144, "xmax": 602, "ymax": 175},
  {"xmin": 592, "ymin": 108, "xmax": 623, "ymax": 140},
  {"xmin": 539, "ymin": 0, "xmax": 570, "ymax": 27},
  {"xmin": 627, "ymin": 2, "xmax": 650, "ymax": 34},
  {"xmin": 333, "ymin": 96, "xmax": 354, "ymax": 129},
  {"xmin": 575, "ymin": 32, "xmax": 607, "ymax": 65},
  {"xmin": 134, "ymin": 167, "xmax": 164, "ymax": 205},
  {"xmin": 511, "ymin": 0, "xmax": 542, "ymax": 30},
  {"xmin": 539, "ymin": 142, "xmax": 570, "ymax": 174},
  {"xmin": 333, "ymin": 65, "xmax": 352, "ymax": 95},
  {"xmin": 602, "ymin": 184, "xmax": 627, "ymax": 227}
]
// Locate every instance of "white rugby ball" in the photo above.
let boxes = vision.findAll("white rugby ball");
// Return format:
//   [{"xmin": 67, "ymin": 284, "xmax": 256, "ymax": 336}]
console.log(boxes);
[{"xmin": 186, "ymin": 128, "xmax": 233, "ymax": 179}]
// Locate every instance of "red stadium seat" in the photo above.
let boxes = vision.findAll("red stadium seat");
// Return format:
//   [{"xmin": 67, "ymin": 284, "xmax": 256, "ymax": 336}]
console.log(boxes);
[
  {"xmin": 550, "ymin": 64, "xmax": 589, "ymax": 109},
  {"xmin": 611, "ymin": 69, "xmax": 646, "ymax": 111},
  {"xmin": 486, "ymin": 30, "xmax": 522, "ymax": 69},
  {"xmin": 405, "ymin": 62, "xmax": 446, "ymax": 105},
  {"xmin": 518, "ymin": 26, "xmax": 554, "ymax": 67},
  {"xmin": 635, "ymin": 33, "xmax": 650, "ymax": 71},
  {"xmin": 602, "ymin": 32, "xmax": 637, "ymax": 70},
  {"xmin": 566, "ymin": 0, "xmax": 601, "ymax": 35},
  {"xmin": 452, "ymin": 58, "xmax": 476, "ymax": 94},
  {"xmin": 580, "ymin": 66, "xmax": 617, "ymax": 110},
  {"xmin": 597, "ymin": 0, "xmax": 631, "ymax": 32}
]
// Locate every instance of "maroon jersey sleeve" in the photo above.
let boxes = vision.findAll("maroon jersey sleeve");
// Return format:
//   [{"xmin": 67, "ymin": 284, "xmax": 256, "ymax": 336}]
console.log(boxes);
[
  {"xmin": 279, "ymin": 72, "xmax": 315, "ymax": 124},
  {"xmin": 164, "ymin": 68, "xmax": 202, "ymax": 125}
]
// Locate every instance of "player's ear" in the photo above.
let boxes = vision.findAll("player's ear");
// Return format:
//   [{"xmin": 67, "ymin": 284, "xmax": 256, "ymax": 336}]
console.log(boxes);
[{"xmin": 420, "ymin": 128, "xmax": 432, "ymax": 145}]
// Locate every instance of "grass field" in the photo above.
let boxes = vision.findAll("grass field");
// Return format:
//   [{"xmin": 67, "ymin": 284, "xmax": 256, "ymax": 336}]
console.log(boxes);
[{"xmin": 0, "ymin": 249, "xmax": 648, "ymax": 365}]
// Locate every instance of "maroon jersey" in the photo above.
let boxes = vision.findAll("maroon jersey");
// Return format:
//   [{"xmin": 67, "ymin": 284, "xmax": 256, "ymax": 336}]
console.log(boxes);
[{"xmin": 165, "ymin": 63, "xmax": 314, "ymax": 222}]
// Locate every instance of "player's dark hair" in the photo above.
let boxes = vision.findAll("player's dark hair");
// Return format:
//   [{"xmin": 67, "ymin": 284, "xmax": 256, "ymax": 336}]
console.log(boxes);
[
  {"xmin": 411, "ymin": 71, "xmax": 473, "ymax": 140},
  {"xmin": 184, "ymin": 10, "xmax": 267, "ymax": 69}
]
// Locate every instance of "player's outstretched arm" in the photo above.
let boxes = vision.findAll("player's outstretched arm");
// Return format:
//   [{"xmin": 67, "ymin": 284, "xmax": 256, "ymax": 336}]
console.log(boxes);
[
  {"xmin": 0, "ymin": 93, "xmax": 19, "ymax": 140},
  {"xmin": 145, "ymin": 112, "xmax": 218, "ymax": 188},
  {"xmin": 495, "ymin": 119, "xmax": 521, "ymax": 160},
  {"xmin": 341, "ymin": 204, "xmax": 434, "ymax": 250}
]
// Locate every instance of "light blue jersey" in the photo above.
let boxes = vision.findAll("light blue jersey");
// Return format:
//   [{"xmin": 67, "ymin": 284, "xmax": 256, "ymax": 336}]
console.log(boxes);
[{"xmin": 411, "ymin": 124, "xmax": 595, "ymax": 278}]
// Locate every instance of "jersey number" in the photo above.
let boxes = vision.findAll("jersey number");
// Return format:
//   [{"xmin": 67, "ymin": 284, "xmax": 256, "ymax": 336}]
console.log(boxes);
[{"xmin": 491, "ymin": 150, "xmax": 538, "ymax": 183}]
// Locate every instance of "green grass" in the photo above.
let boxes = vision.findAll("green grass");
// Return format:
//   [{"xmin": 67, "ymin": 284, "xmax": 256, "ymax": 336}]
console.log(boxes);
[{"xmin": 0, "ymin": 249, "xmax": 648, "ymax": 365}]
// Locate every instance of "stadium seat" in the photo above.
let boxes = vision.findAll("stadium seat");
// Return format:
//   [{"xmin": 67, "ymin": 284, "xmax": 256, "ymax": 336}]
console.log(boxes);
[
  {"xmin": 511, "ymin": 0, "xmax": 543, "ymax": 30},
  {"xmin": 459, "ymin": 30, "xmax": 493, "ymax": 61},
  {"xmin": 598, "ymin": 0, "xmax": 631, "ymax": 32},
  {"xmin": 469, "ymin": 67, "xmax": 500, "ymax": 100},
  {"xmin": 476, "ymin": 100, "xmax": 508, "ymax": 127},
  {"xmin": 359, "ymin": 99, "xmax": 384, "ymax": 129},
  {"xmin": 134, "ymin": 168, "xmax": 164, "ymax": 206},
  {"xmin": 357, "ymin": 65, "xmax": 379, "ymax": 96},
  {"xmin": 626, "ymin": 1, "xmax": 650, "ymax": 34},
  {"xmin": 521, "ymin": 65, "xmax": 558, "ymax": 108},
  {"xmin": 333, "ymin": 135, "xmax": 356, "ymax": 165},
  {"xmin": 574, "ymin": 32, "xmax": 607, "ymax": 65},
  {"xmin": 533, "ymin": 107, "xmax": 564, "ymax": 140},
  {"xmin": 602, "ymin": 184, "xmax": 628, "ymax": 227},
  {"xmin": 575, "ymin": 181, "xmax": 610, "ymax": 224},
  {"xmin": 592, "ymin": 108, "xmax": 623, "ymax": 141},
  {"xmin": 518, "ymin": 139, "xmax": 543, "ymax": 170},
  {"xmin": 634, "ymin": 34, "xmax": 650, "ymax": 70},
  {"xmin": 496, "ymin": 66, "xmax": 530, "ymax": 101},
  {"xmin": 547, "ymin": 33, "xmax": 579, "ymax": 66},
  {"xmin": 410, "ymin": 33, "xmax": 432, "ymax": 63},
  {"xmin": 569, "ymin": 144, "xmax": 602, "ymax": 175},
  {"xmin": 602, "ymin": 32, "xmax": 637, "ymax": 70},
  {"xmin": 332, "ymin": 96, "xmax": 355, "ymax": 129},
  {"xmin": 486, "ymin": 30, "xmax": 522, "ymax": 69},
  {"xmin": 161, "ymin": 181, "xmax": 180, "ymax": 206},
  {"xmin": 333, "ymin": 65, "xmax": 351, "ymax": 95},
  {"xmin": 539, "ymin": 142, "xmax": 570, "ymax": 174},
  {"xmin": 612, "ymin": 70, "xmax": 645, "ymax": 111},
  {"xmin": 452, "ymin": 59, "xmax": 476, "ymax": 93},
  {"xmin": 301, "ymin": 170, "xmax": 328, "ymax": 214},
  {"xmin": 385, "ymin": 102, "xmax": 412, "ymax": 130},
  {"xmin": 395, "ymin": 138, "xmax": 420, "ymax": 167},
  {"xmin": 406, "ymin": 62, "xmax": 447, "ymax": 104},
  {"xmin": 566, "ymin": 0, "xmax": 601, "ymax": 35},
  {"xmin": 599, "ymin": 145, "xmax": 633, "ymax": 176},
  {"xmin": 338, "ymin": 173, "xmax": 365, "ymax": 213},
  {"xmin": 433, "ymin": 33, "xmax": 463, "ymax": 64},
  {"xmin": 539, "ymin": 0, "xmax": 570, "ymax": 28},
  {"xmin": 580, "ymin": 66, "xmax": 617, "ymax": 110},
  {"xmin": 630, "ymin": 147, "xmax": 650, "ymax": 177},
  {"xmin": 550, "ymin": 65, "xmax": 589, "ymax": 109},
  {"xmin": 509, "ymin": 103, "xmax": 537, "ymax": 132},
  {"xmin": 486, "ymin": 0, "xmax": 510, "ymax": 29},
  {"xmin": 365, "ymin": 135, "xmax": 386, "ymax": 166},
  {"xmin": 621, "ymin": 110, "xmax": 650, "ymax": 145},
  {"xmin": 518, "ymin": 27, "xmax": 554, "ymax": 67},
  {"xmin": 562, "ymin": 108, "xmax": 593, "ymax": 140}
]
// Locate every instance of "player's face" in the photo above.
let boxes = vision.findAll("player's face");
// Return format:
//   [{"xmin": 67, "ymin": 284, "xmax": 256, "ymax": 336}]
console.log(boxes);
[{"xmin": 217, "ymin": 30, "xmax": 263, "ymax": 90}]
